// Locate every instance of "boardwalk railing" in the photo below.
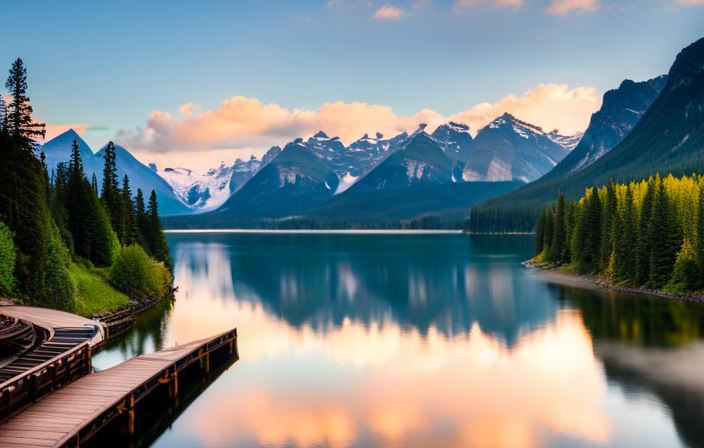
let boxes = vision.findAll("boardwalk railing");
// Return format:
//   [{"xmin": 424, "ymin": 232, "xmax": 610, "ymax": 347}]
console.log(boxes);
[{"xmin": 0, "ymin": 341, "xmax": 91, "ymax": 423}]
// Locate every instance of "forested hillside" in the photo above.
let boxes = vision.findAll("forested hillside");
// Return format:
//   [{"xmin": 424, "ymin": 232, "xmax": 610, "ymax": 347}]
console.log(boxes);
[
  {"xmin": 470, "ymin": 37, "xmax": 704, "ymax": 233},
  {"xmin": 0, "ymin": 59, "xmax": 173, "ymax": 314},
  {"xmin": 534, "ymin": 174, "xmax": 704, "ymax": 293}
]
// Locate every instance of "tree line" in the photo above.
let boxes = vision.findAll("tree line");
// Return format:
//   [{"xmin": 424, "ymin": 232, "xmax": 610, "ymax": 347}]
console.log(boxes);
[
  {"xmin": 535, "ymin": 174, "xmax": 704, "ymax": 292},
  {"xmin": 0, "ymin": 58, "xmax": 172, "ymax": 309}
]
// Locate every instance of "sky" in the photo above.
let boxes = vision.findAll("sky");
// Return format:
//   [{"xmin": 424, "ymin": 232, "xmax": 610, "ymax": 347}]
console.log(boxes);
[{"xmin": 1, "ymin": 0, "xmax": 703, "ymax": 171}]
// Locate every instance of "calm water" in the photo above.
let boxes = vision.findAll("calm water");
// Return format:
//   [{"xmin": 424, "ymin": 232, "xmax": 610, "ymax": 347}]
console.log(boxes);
[{"xmin": 93, "ymin": 232, "xmax": 704, "ymax": 448}]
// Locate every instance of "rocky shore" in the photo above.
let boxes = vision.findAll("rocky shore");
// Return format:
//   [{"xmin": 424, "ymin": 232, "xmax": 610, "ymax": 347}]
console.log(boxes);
[{"xmin": 523, "ymin": 259, "xmax": 704, "ymax": 304}]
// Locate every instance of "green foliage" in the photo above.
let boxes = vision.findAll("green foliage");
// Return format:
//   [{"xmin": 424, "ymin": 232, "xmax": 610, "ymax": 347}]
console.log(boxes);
[
  {"xmin": 0, "ymin": 221, "xmax": 17, "ymax": 296},
  {"xmin": 536, "ymin": 174, "xmax": 704, "ymax": 293},
  {"xmin": 34, "ymin": 221, "xmax": 76, "ymax": 311},
  {"xmin": 71, "ymin": 263, "xmax": 130, "ymax": 317},
  {"xmin": 4, "ymin": 58, "xmax": 45, "ymax": 149},
  {"xmin": 109, "ymin": 245, "xmax": 171, "ymax": 301}
]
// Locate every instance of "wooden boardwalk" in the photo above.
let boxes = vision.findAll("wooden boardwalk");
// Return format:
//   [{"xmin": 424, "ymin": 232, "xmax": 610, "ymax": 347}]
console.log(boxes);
[{"xmin": 0, "ymin": 328, "xmax": 238, "ymax": 447}]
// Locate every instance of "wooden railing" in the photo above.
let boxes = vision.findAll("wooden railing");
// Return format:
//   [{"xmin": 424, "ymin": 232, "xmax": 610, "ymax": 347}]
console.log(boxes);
[{"xmin": 0, "ymin": 341, "xmax": 92, "ymax": 423}]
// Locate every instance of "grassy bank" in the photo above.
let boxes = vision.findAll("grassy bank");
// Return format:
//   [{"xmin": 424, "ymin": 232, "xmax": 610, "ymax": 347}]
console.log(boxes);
[{"xmin": 70, "ymin": 263, "xmax": 130, "ymax": 316}]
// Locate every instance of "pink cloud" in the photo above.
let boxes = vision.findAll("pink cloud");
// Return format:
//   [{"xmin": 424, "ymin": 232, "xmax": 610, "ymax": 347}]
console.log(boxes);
[
  {"xmin": 118, "ymin": 83, "xmax": 599, "ymax": 170},
  {"xmin": 450, "ymin": 83, "xmax": 601, "ymax": 136},
  {"xmin": 454, "ymin": 0, "xmax": 523, "ymax": 11},
  {"xmin": 43, "ymin": 123, "xmax": 89, "ymax": 142},
  {"xmin": 373, "ymin": 5, "xmax": 412, "ymax": 20},
  {"xmin": 544, "ymin": 0, "xmax": 600, "ymax": 15}
]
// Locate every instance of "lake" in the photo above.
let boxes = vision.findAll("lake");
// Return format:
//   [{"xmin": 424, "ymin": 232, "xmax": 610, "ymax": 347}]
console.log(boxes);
[{"xmin": 92, "ymin": 232, "xmax": 704, "ymax": 448}]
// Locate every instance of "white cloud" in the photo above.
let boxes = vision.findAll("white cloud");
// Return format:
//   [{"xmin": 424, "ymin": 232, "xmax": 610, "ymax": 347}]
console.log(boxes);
[
  {"xmin": 373, "ymin": 5, "xmax": 412, "ymax": 19},
  {"xmin": 544, "ymin": 0, "xmax": 600, "ymax": 14}
]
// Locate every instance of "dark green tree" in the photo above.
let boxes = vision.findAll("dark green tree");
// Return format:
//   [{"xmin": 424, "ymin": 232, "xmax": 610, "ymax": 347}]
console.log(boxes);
[
  {"xmin": 535, "ymin": 208, "xmax": 547, "ymax": 257},
  {"xmin": 4, "ymin": 58, "xmax": 45, "ymax": 149},
  {"xmin": 146, "ymin": 190, "xmax": 173, "ymax": 273},
  {"xmin": 648, "ymin": 177, "xmax": 679, "ymax": 288},
  {"xmin": 551, "ymin": 192, "xmax": 568, "ymax": 264},
  {"xmin": 636, "ymin": 178, "xmax": 656, "ymax": 285},
  {"xmin": 600, "ymin": 179, "xmax": 618, "ymax": 271}
]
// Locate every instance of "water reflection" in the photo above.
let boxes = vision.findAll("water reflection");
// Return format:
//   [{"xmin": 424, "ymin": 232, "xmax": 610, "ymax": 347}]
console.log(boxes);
[{"xmin": 91, "ymin": 233, "xmax": 704, "ymax": 448}]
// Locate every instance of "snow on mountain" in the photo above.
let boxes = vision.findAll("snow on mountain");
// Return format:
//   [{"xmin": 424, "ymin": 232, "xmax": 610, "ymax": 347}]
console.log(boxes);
[
  {"xmin": 463, "ymin": 114, "xmax": 570, "ymax": 183},
  {"xmin": 430, "ymin": 121, "xmax": 474, "ymax": 164},
  {"xmin": 157, "ymin": 162, "xmax": 233, "ymax": 212},
  {"xmin": 546, "ymin": 131, "xmax": 584, "ymax": 152}
]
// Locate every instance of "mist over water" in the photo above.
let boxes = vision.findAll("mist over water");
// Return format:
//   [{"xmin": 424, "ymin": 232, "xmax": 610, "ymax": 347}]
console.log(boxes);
[{"xmin": 92, "ymin": 233, "xmax": 704, "ymax": 448}]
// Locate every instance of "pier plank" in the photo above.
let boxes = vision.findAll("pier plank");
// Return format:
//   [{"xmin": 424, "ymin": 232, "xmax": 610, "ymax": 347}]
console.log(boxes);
[{"xmin": 0, "ymin": 327, "xmax": 237, "ymax": 448}]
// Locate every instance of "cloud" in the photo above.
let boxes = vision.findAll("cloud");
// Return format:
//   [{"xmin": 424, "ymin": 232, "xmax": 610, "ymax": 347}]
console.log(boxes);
[
  {"xmin": 327, "ymin": 0, "xmax": 344, "ymax": 6},
  {"xmin": 544, "ymin": 0, "xmax": 600, "ymax": 14},
  {"xmin": 118, "ymin": 83, "xmax": 599, "ymax": 170},
  {"xmin": 373, "ymin": 5, "xmax": 412, "ymax": 19},
  {"xmin": 295, "ymin": 14, "xmax": 313, "ymax": 23},
  {"xmin": 454, "ymin": 0, "xmax": 523, "ymax": 11},
  {"xmin": 450, "ymin": 83, "xmax": 600, "ymax": 136},
  {"xmin": 43, "ymin": 123, "xmax": 89, "ymax": 142},
  {"xmin": 178, "ymin": 102, "xmax": 201, "ymax": 117},
  {"xmin": 412, "ymin": 0, "xmax": 433, "ymax": 9}
]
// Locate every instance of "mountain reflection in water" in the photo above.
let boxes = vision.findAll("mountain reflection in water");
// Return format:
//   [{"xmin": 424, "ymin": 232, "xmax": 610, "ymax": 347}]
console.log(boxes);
[{"xmin": 91, "ymin": 233, "xmax": 704, "ymax": 448}]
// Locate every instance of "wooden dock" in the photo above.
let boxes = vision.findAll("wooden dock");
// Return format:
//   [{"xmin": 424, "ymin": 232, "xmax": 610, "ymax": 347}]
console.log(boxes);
[{"xmin": 0, "ymin": 327, "xmax": 238, "ymax": 447}]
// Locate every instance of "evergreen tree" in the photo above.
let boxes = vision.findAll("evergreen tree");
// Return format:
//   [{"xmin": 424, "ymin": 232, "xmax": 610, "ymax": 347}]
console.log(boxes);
[
  {"xmin": 66, "ymin": 138, "xmax": 92, "ymax": 258},
  {"xmin": 636, "ymin": 178, "xmax": 656, "ymax": 285},
  {"xmin": 121, "ymin": 175, "xmax": 137, "ymax": 246},
  {"xmin": 699, "ymin": 182, "xmax": 704, "ymax": 289},
  {"xmin": 101, "ymin": 141, "xmax": 123, "ymax": 239},
  {"xmin": 91, "ymin": 172, "xmax": 98, "ymax": 192},
  {"xmin": 146, "ymin": 190, "xmax": 173, "ymax": 273},
  {"xmin": 535, "ymin": 208, "xmax": 547, "ymax": 257},
  {"xmin": 4, "ymin": 58, "xmax": 45, "ymax": 149},
  {"xmin": 134, "ymin": 188, "xmax": 150, "ymax": 251},
  {"xmin": 543, "ymin": 205, "xmax": 554, "ymax": 259},
  {"xmin": 551, "ymin": 192, "xmax": 568, "ymax": 264},
  {"xmin": 648, "ymin": 177, "xmax": 679, "ymax": 288},
  {"xmin": 600, "ymin": 179, "xmax": 618, "ymax": 271},
  {"xmin": 583, "ymin": 188, "xmax": 603, "ymax": 272}
]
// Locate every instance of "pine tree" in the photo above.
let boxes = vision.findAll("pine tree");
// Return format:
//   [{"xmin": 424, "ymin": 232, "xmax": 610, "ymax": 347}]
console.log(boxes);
[
  {"xmin": 4, "ymin": 58, "xmax": 45, "ymax": 149},
  {"xmin": 551, "ymin": 192, "xmax": 568, "ymax": 264},
  {"xmin": 535, "ymin": 208, "xmax": 547, "ymax": 257},
  {"xmin": 698, "ymin": 182, "xmax": 704, "ymax": 289},
  {"xmin": 636, "ymin": 178, "xmax": 656, "ymax": 285},
  {"xmin": 101, "ymin": 142, "xmax": 123, "ymax": 240},
  {"xmin": 583, "ymin": 188, "xmax": 603, "ymax": 272},
  {"xmin": 146, "ymin": 190, "xmax": 173, "ymax": 273},
  {"xmin": 543, "ymin": 205, "xmax": 554, "ymax": 260},
  {"xmin": 134, "ymin": 188, "xmax": 150, "ymax": 252},
  {"xmin": 648, "ymin": 176, "xmax": 680, "ymax": 288},
  {"xmin": 91, "ymin": 173, "xmax": 98, "ymax": 192},
  {"xmin": 600, "ymin": 179, "xmax": 617, "ymax": 271},
  {"xmin": 121, "ymin": 175, "xmax": 137, "ymax": 246},
  {"xmin": 66, "ymin": 138, "xmax": 91, "ymax": 259}
]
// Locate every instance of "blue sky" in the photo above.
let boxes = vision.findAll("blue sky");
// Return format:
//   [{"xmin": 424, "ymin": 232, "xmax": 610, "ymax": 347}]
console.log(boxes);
[{"xmin": 2, "ymin": 0, "xmax": 702, "ymax": 170}]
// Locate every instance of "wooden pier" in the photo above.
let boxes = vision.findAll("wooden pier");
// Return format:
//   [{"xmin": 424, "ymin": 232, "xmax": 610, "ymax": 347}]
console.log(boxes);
[{"xmin": 0, "ymin": 327, "xmax": 238, "ymax": 447}]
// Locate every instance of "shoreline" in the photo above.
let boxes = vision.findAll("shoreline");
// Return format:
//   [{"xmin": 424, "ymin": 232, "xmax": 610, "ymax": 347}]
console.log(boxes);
[
  {"xmin": 165, "ymin": 229, "xmax": 465, "ymax": 235},
  {"xmin": 524, "ymin": 260, "xmax": 704, "ymax": 304}
]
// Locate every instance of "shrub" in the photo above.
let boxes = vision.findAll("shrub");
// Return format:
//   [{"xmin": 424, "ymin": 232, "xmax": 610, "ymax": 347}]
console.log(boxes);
[
  {"xmin": 0, "ymin": 222, "xmax": 17, "ymax": 296},
  {"xmin": 35, "ymin": 221, "xmax": 77, "ymax": 311},
  {"xmin": 109, "ymin": 245, "xmax": 170, "ymax": 301},
  {"xmin": 71, "ymin": 264, "xmax": 130, "ymax": 316}
]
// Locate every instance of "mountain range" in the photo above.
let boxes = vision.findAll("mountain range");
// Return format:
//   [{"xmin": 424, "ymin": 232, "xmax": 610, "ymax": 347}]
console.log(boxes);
[
  {"xmin": 470, "ymin": 36, "xmax": 704, "ymax": 233},
  {"xmin": 42, "ymin": 130, "xmax": 190, "ymax": 216}
]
